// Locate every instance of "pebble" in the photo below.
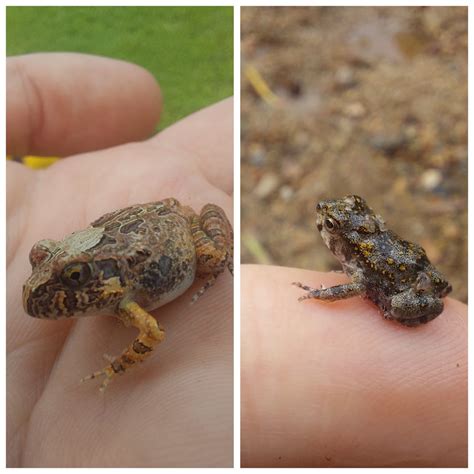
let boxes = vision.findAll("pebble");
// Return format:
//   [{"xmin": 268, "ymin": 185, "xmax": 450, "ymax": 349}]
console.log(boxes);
[
  {"xmin": 279, "ymin": 185, "xmax": 294, "ymax": 201},
  {"xmin": 334, "ymin": 66, "xmax": 357, "ymax": 89},
  {"xmin": 369, "ymin": 133, "xmax": 407, "ymax": 156},
  {"xmin": 343, "ymin": 102, "xmax": 366, "ymax": 118},
  {"xmin": 248, "ymin": 143, "xmax": 266, "ymax": 167},
  {"xmin": 254, "ymin": 173, "xmax": 280, "ymax": 199},
  {"xmin": 281, "ymin": 160, "xmax": 303, "ymax": 181},
  {"xmin": 420, "ymin": 169, "xmax": 443, "ymax": 191}
]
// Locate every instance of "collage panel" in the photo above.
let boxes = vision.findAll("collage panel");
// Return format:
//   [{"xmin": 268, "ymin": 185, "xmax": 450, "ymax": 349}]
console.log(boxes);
[
  {"xmin": 241, "ymin": 6, "xmax": 467, "ymax": 468},
  {"xmin": 6, "ymin": 6, "xmax": 233, "ymax": 468},
  {"xmin": 4, "ymin": 2, "xmax": 470, "ymax": 471}
]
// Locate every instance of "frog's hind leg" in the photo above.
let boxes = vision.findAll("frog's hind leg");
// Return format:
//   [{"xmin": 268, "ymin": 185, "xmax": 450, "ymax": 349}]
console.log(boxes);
[
  {"xmin": 190, "ymin": 204, "xmax": 233, "ymax": 303},
  {"xmin": 81, "ymin": 300, "xmax": 165, "ymax": 392}
]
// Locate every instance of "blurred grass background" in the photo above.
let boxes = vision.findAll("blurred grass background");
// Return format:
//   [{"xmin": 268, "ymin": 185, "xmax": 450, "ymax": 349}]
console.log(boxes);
[{"xmin": 7, "ymin": 6, "xmax": 233, "ymax": 131}]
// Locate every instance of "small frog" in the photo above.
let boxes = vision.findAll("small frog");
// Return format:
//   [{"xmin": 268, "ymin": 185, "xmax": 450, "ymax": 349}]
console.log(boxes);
[
  {"xmin": 23, "ymin": 198, "xmax": 233, "ymax": 391},
  {"xmin": 293, "ymin": 195, "xmax": 451, "ymax": 326}
]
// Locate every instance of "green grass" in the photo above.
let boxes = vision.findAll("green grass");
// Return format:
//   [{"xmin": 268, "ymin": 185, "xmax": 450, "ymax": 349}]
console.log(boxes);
[{"xmin": 6, "ymin": 6, "xmax": 233, "ymax": 129}]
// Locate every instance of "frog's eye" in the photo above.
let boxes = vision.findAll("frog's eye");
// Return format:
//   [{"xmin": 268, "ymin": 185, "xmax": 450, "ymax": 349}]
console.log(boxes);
[
  {"xmin": 61, "ymin": 262, "xmax": 92, "ymax": 288},
  {"xmin": 324, "ymin": 218, "xmax": 339, "ymax": 233}
]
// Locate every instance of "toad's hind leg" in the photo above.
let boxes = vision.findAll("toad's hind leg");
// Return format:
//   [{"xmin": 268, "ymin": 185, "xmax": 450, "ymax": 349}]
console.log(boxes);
[
  {"xmin": 81, "ymin": 300, "xmax": 165, "ymax": 392},
  {"xmin": 190, "ymin": 204, "xmax": 233, "ymax": 303}
]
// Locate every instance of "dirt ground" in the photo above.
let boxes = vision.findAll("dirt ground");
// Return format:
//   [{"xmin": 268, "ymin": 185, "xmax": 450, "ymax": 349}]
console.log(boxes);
[{"xmin": 241, "ymin": 6, "xmax": 467, "ymax": 303}]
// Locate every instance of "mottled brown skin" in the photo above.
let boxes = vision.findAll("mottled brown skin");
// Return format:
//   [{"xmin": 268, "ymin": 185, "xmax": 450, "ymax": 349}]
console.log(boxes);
[
  {"xmin": 23, "ymin": 198, "xmax": 233, "ymax": 391},
  {"xmin": 293, "ymin": 195, "xmax": 451, "ymax": 326}
]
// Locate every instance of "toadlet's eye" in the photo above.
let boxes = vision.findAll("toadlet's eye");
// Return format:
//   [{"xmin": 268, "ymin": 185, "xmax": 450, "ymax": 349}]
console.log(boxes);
[
  {"xmin": 323, "ymin": 217, "xmax": 339, "ymax": 233},
  {"xmin": 61, "ymin": 262, "xmax": 92, "ymax": 288}
]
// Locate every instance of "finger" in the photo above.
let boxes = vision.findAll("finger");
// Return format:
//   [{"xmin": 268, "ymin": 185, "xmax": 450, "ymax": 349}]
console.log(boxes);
[
  {"xmin": 156, "ymin": 98, "xmax": 233, "ymax": 194},
  {"xmin": 7, "ymin": 53, "xmax": 162, "ymax": 156},
  {"xmin": 241, "ymin": 265, "xmax": 467, "ymax": 467}
]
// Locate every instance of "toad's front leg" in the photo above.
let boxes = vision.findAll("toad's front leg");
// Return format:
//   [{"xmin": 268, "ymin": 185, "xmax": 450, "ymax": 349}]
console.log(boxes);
[
  {"xmin": 81, "ymin": 300, "xmax": 165, "ymax": 392},
  {"xmin": 190, "ymin": 204, "xmax": 233, "ymax": 303},
  {"xmin": 293, "ymin": 280, "xmax": 365, "ymax": 302}
]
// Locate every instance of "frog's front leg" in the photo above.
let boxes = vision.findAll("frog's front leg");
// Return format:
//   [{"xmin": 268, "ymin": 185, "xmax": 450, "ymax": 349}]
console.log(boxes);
[
  {"xmin": 190, "ymin": 204, "xmax": 233, "ymax": 303},
  {"xmin": 293, "ymin": 280, "xmax": 365, "ymax": 302},
  {"xmin": 81, "ymin": 300, "xmax": 165, "ymax": 392}
]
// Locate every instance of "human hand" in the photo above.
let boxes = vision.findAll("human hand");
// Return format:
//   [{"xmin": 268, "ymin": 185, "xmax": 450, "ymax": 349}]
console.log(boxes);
[
  {"xmin": 241, "ymin": 265, "xmax": 466, "ymax": 467},
  {"xmin": 7, "ymin": 53, "xmax": 233, "ymax": 467}
]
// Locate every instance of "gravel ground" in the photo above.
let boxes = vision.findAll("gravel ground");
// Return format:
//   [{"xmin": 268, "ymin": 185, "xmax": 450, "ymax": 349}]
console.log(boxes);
[{"xmin": 241, "ymin": 6, "xmax": 467, "ymax": 303}]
